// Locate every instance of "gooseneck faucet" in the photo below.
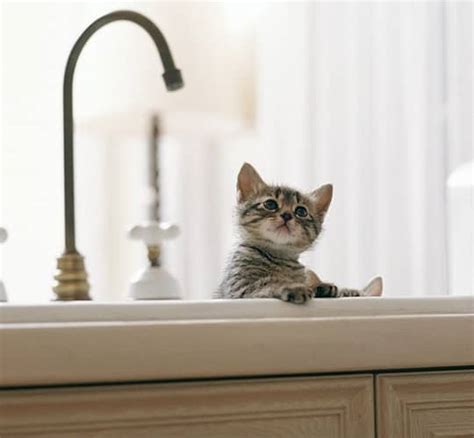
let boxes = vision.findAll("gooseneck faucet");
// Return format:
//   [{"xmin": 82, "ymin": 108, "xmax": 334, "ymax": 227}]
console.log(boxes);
[{"xmin": 53, "ymin": 10, "xmax": 184, "ymax": 300}]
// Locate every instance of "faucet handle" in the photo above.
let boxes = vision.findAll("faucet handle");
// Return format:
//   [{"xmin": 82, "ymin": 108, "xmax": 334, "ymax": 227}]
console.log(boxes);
[
  {"xmin": 128, "ymin": 221, "xmax": 181, "ymax": 300},
  {"xmin": 128, "ymin": 221, "xmax": 179, "ymax": 246},
  {"xmin": 129, "ymin": 221, "xmax": 179, "ymax": 268}
]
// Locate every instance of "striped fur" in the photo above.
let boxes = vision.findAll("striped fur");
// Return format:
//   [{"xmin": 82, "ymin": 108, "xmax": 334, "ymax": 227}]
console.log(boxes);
[{"xmin": 215, "ymin": 163, "xmax": 383, "ymax": 304}]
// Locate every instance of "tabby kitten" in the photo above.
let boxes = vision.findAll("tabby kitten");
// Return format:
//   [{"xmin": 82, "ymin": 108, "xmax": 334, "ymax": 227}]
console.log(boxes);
[{"xmin": 215, "ymin": 163, "xmax": 382, "ymax": 304}]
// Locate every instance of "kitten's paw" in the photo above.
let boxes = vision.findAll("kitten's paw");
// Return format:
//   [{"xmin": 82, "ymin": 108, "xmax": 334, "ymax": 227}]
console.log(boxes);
[
  {"xmin": 280, "ymin": 286, "xmax": 312, "ymax": 304},
  {"xmin": 338, "ymin": 289, "xmax": 362, "ymax": 297},
  {"xmin": 314, "ymin": 283, "xmax": 339, "ymax": 298}
]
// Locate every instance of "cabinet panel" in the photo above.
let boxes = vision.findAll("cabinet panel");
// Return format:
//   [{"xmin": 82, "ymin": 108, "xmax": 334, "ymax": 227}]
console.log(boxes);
[
  {"xmin": 377, "ymin": 371, "xmax": 474, "ymax": 438},
  {"xmin": 0, "ymin": 375, "xmax": 374, "ymax": 438}
]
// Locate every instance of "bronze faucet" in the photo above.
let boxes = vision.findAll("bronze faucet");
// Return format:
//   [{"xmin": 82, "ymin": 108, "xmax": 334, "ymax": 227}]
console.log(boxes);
[{"xmin": 53, "ymin": 10, "xmax": 184, "ymax": 300}]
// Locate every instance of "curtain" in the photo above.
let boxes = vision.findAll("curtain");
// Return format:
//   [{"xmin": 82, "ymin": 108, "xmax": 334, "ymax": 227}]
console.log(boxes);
[{"xmin": 256, "ymin": 1, "xmax": 472, "ymax": 296}]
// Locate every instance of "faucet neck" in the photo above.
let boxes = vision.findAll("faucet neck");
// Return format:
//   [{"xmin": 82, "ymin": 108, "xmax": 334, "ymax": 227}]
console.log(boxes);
[{"xmin": 62, "ymin": 10, "xmax": 183, "ymax": 252}]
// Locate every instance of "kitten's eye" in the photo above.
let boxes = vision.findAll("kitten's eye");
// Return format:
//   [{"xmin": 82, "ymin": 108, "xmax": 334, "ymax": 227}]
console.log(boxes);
[
  {"xmin": 295, "ymin": 206, "xmax": 308, "ymax": 218},
  {"xmin": 263, "ymin": 199, "xmax": 279, "ymax": 211}
]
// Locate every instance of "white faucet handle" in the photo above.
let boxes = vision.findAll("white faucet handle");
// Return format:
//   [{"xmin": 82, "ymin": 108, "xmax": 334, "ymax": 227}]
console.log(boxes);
[
  {"xmin": 128, "ymin": 221, "xmax": 179, "ymax": 246},
  {"xmin": 0, "ymin": 228, "xmax": 7, "ymax": 244},
  {"xmin": 127, "ymin": 221, "xmax": 181, "ymax": 300}
]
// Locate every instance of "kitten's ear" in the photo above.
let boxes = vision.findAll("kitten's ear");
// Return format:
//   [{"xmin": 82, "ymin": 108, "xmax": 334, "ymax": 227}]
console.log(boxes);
[
  {"xmin": 309, "ymin": 184, "xmax": 333, "ymax": 217},
  {"xmin": 363, "ymin": 276, "xmax": 383, "ymax": 296},
  {"xmin": 237, "ymin": 163, "xmax": 267, "ymax": 202}
]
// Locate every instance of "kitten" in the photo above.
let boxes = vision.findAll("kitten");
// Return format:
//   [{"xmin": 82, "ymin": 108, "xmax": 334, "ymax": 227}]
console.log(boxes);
[{"xmin": 215, "ymin": 163, "xmax": 383, "ymax": 304}]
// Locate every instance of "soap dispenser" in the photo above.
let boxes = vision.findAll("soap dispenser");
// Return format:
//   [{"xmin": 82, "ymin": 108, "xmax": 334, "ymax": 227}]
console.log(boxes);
[{"xmin": 0, "ymin": 228, "xmax": 7, "ymax": 302}]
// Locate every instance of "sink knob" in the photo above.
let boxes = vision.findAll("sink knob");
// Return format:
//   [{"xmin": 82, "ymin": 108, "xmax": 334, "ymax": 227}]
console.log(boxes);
[
  {"xmin": 127, "ymin": 221, "xmax": 181, "ymax": 300},
  {"xmin": 128, "ymin": 221, "xmax": 179, "ymax": 246}
]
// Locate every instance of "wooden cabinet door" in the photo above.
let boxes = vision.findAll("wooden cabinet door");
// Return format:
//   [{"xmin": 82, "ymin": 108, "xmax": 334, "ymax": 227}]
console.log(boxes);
[
  {"xmin": 0, "ymin": 375, "xmax": 374, "ymax": 438},
  {"xmin": 377, "ymin": 371, "xmax": 474, "ymax": 437}
]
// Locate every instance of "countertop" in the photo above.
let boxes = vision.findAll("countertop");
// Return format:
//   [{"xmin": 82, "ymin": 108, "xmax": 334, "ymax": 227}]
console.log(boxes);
[{"xmin": 1, "ymin": 297, "xmax": 473, "ymax": 387}]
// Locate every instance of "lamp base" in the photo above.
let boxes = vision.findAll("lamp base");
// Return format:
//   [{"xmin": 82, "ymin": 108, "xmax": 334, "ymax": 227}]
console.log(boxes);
[{"xmin": 53, "ymin": 252, "xmax": 91, "ymax": 301}]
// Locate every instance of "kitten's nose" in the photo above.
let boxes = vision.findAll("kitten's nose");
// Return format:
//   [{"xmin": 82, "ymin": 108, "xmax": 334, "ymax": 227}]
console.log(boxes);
[{"xmin": 281, "ymin": 212, "xmax": 293, "ymax": 222}]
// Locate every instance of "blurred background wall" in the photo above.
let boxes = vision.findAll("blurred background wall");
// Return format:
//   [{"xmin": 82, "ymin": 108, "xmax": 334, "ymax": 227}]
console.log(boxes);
[
  {"xmin": 256, "ymin": 1, "xmax": 473, "ymax": 297},
  {"xmin": 1, "ymin": 1, "xmax": 258, "ymax": 301},
  {"xmin": 1, "ymin": 1, "xmax": 472, "ymax": 302}
]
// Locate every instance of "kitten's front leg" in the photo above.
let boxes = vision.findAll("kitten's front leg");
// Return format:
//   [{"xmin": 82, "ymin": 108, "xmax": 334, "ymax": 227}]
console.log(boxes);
[
  {"xmin": 315, "ymin": 284, "xmax": 369, "ymax": 297},
  {"xmin": 245, "ymin": 282, "xmax": 312, "ymax": 304},
  {"xmin": 304, "ymin": 269, "xmax": 322, "ymax": 290},
  {"xmin": 305, "ymin": 269, "xmax": 339, "ymax": 297},
  {"xmin": 313, "ymin": 277, "xmax": 383, "ymax": 298},
  {"xmin": 278, "ymin": 284, "xmax": 313, "ymax": 304},
  {"xmin": 253, "ymin": 284, "xmax": 312, "ymax": 304}
]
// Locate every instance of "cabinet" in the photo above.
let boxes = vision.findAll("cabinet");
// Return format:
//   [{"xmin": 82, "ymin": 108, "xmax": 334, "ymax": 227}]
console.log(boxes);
[
  {"xmin": 1, "ymin": 371, "xmax": 473, "ymax": 437},
  {"xmin": 0, "ymin": 375, "xmax": 374, "ymax": 438},
  {"xmin": 377, "ymin": 371, "xmax": 474, "ymax": 437}
]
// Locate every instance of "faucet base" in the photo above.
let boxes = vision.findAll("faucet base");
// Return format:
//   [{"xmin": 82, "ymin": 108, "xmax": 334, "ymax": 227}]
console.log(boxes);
[{"xmin": 53, "ymin": 252, "xmax": 91, "ymax": 300}]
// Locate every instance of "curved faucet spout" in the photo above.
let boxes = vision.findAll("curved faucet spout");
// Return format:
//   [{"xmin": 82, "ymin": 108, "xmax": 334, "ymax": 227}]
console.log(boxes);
[{"xmin": 55, "ymin": 10, "xmax": 184, "ymax": 300}]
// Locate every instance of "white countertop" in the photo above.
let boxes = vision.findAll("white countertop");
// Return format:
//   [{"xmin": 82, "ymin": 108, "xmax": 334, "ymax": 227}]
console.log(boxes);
[
  {"xmin": 2, "ymin": 296, "xmax": 473, "ymax": 322},
  {"xmin": 1, "ymin": 297, "xmax": 473, "ymax": 387}
]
